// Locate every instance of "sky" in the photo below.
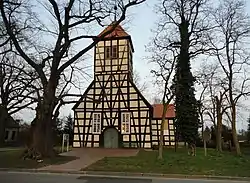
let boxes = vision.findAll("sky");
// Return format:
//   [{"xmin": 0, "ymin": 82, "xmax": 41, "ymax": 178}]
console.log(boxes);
[{"xmin": 16, "ymin": 0, "xmax": 250, "ymax": 130}]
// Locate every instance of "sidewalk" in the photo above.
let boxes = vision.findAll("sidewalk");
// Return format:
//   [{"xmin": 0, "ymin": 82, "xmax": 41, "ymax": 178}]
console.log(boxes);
[
  {"xmin": 0, "ymin": 147, "xmax": 22, "ymax": 152},
  {"xmin": 38, "ymin": 148, "xmax": 139, "ymax": 172}
]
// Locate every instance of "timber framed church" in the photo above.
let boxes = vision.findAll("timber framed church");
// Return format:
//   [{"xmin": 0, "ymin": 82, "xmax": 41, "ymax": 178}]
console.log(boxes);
[{"xmin": 73, "ymin": 22, "xmax": 175, "ymax": 148}]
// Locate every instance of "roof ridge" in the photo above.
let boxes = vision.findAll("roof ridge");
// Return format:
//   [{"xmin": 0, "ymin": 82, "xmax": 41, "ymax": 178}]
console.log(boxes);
[{"xmin": 97, "ymin": 23, "xmax": 130, "ymax": 38}]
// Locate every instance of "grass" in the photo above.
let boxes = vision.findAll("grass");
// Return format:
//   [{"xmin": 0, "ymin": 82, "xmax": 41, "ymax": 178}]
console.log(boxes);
[
  {"xmin": 0, "ymin": 148, "xmax": 77, "ymax": 169},
  {"xmin": 83, "ymin": 148, "xmax": 250, "ymax": 177}
]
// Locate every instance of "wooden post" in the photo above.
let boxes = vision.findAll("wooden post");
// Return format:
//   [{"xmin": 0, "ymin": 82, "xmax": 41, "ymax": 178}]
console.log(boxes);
[
  {"xmin": 204, "ymin": 139, "xmax": 207, "ymax": 156},
  {"xmin": 203, "ymin": 129, "xmax": 211, "ymax": 156}
]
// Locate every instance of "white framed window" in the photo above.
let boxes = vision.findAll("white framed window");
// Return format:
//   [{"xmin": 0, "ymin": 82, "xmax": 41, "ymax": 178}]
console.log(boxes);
[
  {"xmin": 92, "ymin": 113, "xmax": 101, "ymax": 134},
  {"xmin": 121, "ymin": 113, "xmax": 130, "ymax": 134}
]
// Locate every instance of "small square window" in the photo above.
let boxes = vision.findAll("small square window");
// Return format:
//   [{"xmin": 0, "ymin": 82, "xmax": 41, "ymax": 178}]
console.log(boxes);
[{"xmin": 105, "ymin": 46, "xmax": 118, "ymax": 59}]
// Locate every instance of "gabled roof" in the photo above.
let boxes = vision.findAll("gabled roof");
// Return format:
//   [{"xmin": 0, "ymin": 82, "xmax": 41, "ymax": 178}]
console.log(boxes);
[
  {"xmin": 98, "ymin": 22, "xmax": 130, "ymax": 38},
  {"xmin": 152, "ymin": 104, "xmax": 175, "ymax": 119},
  {"xmin": 96, "ymin": 22, "xmax": 134, "ymax": 52}
]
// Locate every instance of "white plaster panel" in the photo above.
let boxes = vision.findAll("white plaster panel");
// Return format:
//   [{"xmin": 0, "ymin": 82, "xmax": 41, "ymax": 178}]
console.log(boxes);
[
  {"xmin": 123, "ymin": 135, "xmax": 129, "ymax": 141},
  {"xmin": 85, "ymin": 128, "xmax": 89, "ymax": 133},
  {"xmin": 86, "ymin": 102, "xmax": 93, "ymax": 108},
  {"xmin": 140, "ymin": 111, "xmax": 147, "ymax": 117},
  {"xmin": 105, "ymin": 65, "xmax": 111, "ymax": 71},
  {"xmin": 97, "ymin": 42, "xmax": 104, "ymax": 47},
  {"xmin": 79, "ymin": 127, "xmax": 83, "ymax": 133},
  {"xmin": 121, "ymin": 65, "xmax": 128, "ymax": 70},
  {"xmin": 74, "ymin": 128, "xmax": 79, "ymax": 133},
  {"xmin": 130, "ymin": 101, "xmax": 137, "ymax": 107},
  {"xmin": 112, "ymin": 40, "xmax": 117, "ymax": 45},
  {"xmin": 114, "ymin": 102, "xmax": 119, "ymax": 108},
  {"xmin": 73, "ymin": 135, "xmax": 79, "ymax": 141},
  {"xmin": 146, "ymin": 126, "xmax": 150, "ymax": 133},
  {"xmin": 105, "ymin": 40, "xmax": 111, "ymax": 46},
  {"xmin": 73, "ymin": 142, "xmax": 80, "ymax": 147},
  {"xmin": 86, "ymin": 113, "xmax": 91, "ymax": 118},
  {"xmin": 86, "ymin": 142, "xmax": 92, "ymax": 147},
  {"xmin": 140, "ymin": 101, "xmax": 146, "ymax": 107},
  {"xmin": 131, "ymin": 127, "xmax": 135, "ymax": 133},
  {"xmin": 131, "ymin": 135, "xmax": 136, "ymax": 141},
  {"xmin": 98, "ymin": 47, "xmax": 104, "ymax": 53},
  {"xmin": 76, "ymin": 112, "xmax": 84, "ymax": 118},
  {"xmin": 144, "ymin": 143, "xmax": 151, "ymax": 148},
  {"xmin": 106, "ymin": 59, "xmax": 111, "ymax": 66},
  {"xmin": 152, "ymin": 130, "xmax": 157, "ymax": 135},
  {"xmin": 94, "ymin": 135, "xmax": 99, "ymax": 141},
  {"xmin": 95, "ymin": 66, "xmax": 102, "ymax": 72},
  {"xmin": 140, "ymin": 118, "xmax": 146, "ymax": 125},
  {"xmin": 130, "ymin": 94, "xmax": 137, "ymax": 100},
  {"xmin": 152, "ymin": 136, "xmax": 157, "ymax": 140},
  {"xmin": 145, "ymin": 135, "xmax": 150, "ymax": 141},
  {"xmin": 131, "ymin": 112, "xmax": 137, "ymax": 118}
]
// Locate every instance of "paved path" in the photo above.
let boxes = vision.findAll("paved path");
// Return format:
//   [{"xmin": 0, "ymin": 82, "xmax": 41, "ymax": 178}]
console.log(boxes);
[
  {"xmin": 38, "ymin": 148, "xmax": 139, "ymax": 171},
  {"xmin": 0, "ymin": 171, "xmax": 248, "ymax": 183},
  {"xmin": 0, "ymin": 147, "xmax": 22, "ymax": 151}
]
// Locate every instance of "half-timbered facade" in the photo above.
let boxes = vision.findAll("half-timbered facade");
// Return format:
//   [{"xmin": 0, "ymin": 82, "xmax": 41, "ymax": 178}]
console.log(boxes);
[
  {"xmin": 151, "ymin": 104, "xmax": 175, "ymax": 147},
  {"xmin": 73, "ymin": 22, "xmax": 175, "ymax": 148}
]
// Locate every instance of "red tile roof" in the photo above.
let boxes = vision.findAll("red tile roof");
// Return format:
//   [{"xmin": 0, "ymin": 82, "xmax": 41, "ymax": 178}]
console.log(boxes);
[
  {"xmin": 152, "ymin": 104, "xmax": 175, "ymax": 119},
  {"xmin": 97, "ymin": 22, "xmax": 130, "ymax": 38}
]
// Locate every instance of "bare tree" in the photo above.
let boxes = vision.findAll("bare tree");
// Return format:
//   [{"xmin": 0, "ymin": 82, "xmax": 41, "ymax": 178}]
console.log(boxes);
[
  {"xmin": 208, "ymin": 0, "xmax": 250, "ymax": 155},
  {"xmin": 152, "ymin": 0, "xmax": 212, "ymax": 156},
  {"xmin": 133, "ymin": 69, "xmax": 148, "ymax": 95},
  {"xmin": 0, "ymin": 0, "xmax": 145, "ymax": 157},
  {"xmin": 147, "ymin": 31, "xmax": 177, "ymax": 159},
  {"xmin": 196, "ymin": 62, "xmax": 231, "ymax": 152},
  {"xmin": 0, "ymin": 13, "xmax": 38, "ymax": 146}
]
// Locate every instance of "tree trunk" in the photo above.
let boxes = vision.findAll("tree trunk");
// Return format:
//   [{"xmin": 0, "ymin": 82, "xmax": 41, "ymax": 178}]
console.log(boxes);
[
  {"xmin": 215, "ymin": 96, "xmax": 222, "ymax": 152},
  {"xmin": 158, "ymin": 123, "xmax": 164, "ymax": 160},
  {"xmin": 32, "ymin": 107, "xmax": 55, "ymax": 158},
  {"xmin": 158, "ymin": 103, "xmax": 168, "ymax": 160},
  {"xmin": 216, "ymin": 113, "xmax": 222, "ymax": 152},
  {"xmin": 188, "ymin": 143, "xmax": 196, "ymax": 156},
  {"xmin": 0, "ymin": 111, "xmax": 6, "ymax": 147},
  {"xmin": 204, "ymin": 140, "xmax": 207, "ymax": 156},
  {"xmin": 174, "ymin": 127, "xmax": 178, "ymax": 152},
  {"xmin": 26, "ymin": 80, "xmax": 58, "ymax": 158},
  {"xmin": 231, "ymin": 105, "xmax": 241, "ymax": 155},
  {"xmin": 0, "ymin": 105, "xmax": 9, "ymax": 147}
]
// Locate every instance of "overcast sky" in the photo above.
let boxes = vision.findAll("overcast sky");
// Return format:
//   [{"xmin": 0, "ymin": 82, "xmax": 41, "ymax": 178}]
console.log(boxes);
[{"xmin": 16, "ymin": 0, "xmax": 250, "ymax": 130}]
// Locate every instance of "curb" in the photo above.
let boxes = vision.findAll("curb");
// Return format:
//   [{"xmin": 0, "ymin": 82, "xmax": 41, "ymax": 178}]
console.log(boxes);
[
  {"xmin": 0, "ymin": 169, "xmax": 250, "ymax": 181},
  {"xmin": 82, "ymin": 171, "xmax": 250, "ymax": 181}
]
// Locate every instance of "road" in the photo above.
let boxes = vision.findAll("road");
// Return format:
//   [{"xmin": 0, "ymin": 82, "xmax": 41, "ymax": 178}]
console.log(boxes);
[{"xmin": 0, "ymin": 171, "xmax": 248, "ymax": 183}]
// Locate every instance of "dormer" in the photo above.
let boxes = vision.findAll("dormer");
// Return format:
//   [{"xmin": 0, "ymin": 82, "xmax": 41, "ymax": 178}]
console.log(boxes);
[{"xmin": 94, "ymin": 22, "xmax": 134, "ymax": 79}]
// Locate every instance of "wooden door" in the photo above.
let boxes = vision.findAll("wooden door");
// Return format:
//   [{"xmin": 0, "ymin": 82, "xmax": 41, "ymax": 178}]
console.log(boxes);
[{"xmin": 104, "ymin": 128, "xmax": 118, "ymax": 148}]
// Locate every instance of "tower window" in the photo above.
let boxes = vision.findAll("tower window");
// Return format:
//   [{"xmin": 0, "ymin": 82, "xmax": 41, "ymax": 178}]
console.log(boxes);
[{"xmin": 105, "ymin": 45, "xmax": 118, "ymax": 59}]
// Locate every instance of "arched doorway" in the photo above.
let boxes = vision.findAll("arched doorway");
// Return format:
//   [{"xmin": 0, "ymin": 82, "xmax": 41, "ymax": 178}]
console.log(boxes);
[{"xmin": 104, "ymin": 127, "xmax": 119, "ymax": 148}]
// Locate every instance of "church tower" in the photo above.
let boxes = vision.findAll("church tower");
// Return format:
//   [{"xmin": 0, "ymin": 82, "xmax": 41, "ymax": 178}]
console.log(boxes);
[{"xmin": 94, "ymin": 22, "xmax": 134, "ymax": 81}]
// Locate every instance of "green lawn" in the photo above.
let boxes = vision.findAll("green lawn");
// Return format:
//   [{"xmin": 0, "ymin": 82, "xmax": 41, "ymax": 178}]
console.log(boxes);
[
  {"xmin": 0, "ymin": 148, "xmax": 77, "ymax": 169},
  {"xmin": 83, "ymin": 148, "xmax": 250, "ymax": 177}
]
